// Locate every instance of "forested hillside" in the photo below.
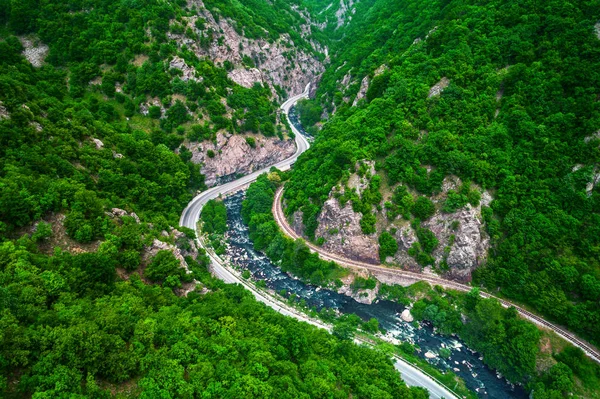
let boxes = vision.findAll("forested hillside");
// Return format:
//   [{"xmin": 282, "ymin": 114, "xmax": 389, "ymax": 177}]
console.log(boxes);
[
  {"xmin": 287, "ymin": 0, "xmax": 600, "ymax": 352},
  {"xmin": 0, "ymin": 0, "xmax": 432, "ymax": 397}
]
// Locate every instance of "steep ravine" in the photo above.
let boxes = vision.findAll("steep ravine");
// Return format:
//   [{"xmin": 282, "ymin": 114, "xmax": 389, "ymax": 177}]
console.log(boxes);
[{"xmin": 225, "ymin": 192, "xmax": 527, "ymax": 399}]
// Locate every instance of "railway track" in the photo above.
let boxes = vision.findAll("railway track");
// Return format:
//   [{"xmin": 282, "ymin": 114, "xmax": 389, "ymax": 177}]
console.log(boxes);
[{"xmin": 272, "ymin": 186, "xmax": 600, "ymax": 364}]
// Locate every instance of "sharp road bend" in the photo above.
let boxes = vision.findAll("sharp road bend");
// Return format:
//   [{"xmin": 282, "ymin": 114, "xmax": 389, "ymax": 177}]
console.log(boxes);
[
  {"xmin": 180, "ymin": 83, "xmax": 460, "ymax": 399},
  {"xmin": 272, "ymin": 187, "xmax": 600, "ymax": 365}
]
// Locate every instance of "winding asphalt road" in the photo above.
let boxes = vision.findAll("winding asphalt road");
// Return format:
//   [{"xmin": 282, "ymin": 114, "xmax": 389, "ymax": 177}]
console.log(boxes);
[
  {"xmin": 180, "ymin": 84, "xmax": 459, "ymax": 399},
  {"xmin": 273, "ymin": 188, "xmax": 600, "ymax": 365}
]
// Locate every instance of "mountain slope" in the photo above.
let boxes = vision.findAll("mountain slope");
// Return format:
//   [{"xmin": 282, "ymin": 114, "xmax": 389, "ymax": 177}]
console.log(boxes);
[{"xmin": 285, "ymin": 0, "xmax": 600, "ymax": 394}]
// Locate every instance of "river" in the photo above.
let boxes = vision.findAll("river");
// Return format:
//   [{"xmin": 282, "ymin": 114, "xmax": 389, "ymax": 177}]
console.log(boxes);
[{"xmin": 223, "ymin": 192, "xmax": 527, "ymax": 399}]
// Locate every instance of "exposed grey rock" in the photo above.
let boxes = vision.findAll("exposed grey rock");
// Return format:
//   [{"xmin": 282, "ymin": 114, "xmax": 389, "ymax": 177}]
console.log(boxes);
[
  {"xmin": 586, "ymin": 166, "xmax": 600, "ymax": 197},
  {"xmin": 186, "ymin": 132, "xmax": 295, "ymax": 187},
  {"xmin": 92, "ymin": 138, "xmax": 104, "ymax": 149},
  {"xmin": 171, "ymin": 2, "xmax": 324, "ymax": 97},
  {"xmin": 31, "ymin": 122, "xmax": 43, "ymax": 132},
  {"xmin": 393, "ymin": 225, "xmax": 419, "ymax": 270},
  {"xmin": 584, "ymin": 130, "xmax": 600, "ymax": 143},
  {"xmin": 169, "ymin": 56, "xmax": 201, "ymax": 82},
  {"xmin": 106, "ymin": 208, "xmax": 141, "ymax": 224},
  {"xmin": 291, "ymin": 210, "xmax": 305, "ymax": 236},
  {"xmin": 352, "ymin": 75, "xmax": 369, "ymax": 106},
  {"xmin": 139, "ymin": 98, "xmax": 166, "ymax": 117},
  {"xmin": 228, "ymin": 67, "xmax": 264, "ymax": 88},
  {"xmin": 336, "ymin": 273, "xmax": 379, "ymax": 304},
  {"xmin": 428, "ymin": 77, "xmax": 450, "ymax": 98},
  {"xmin": 596, "ymin": 21, "xmax": 600, "ymax": 40},
  {"xmin": 316, "ymin": 195, "xmax": 379, "ymax": 264},
  {"xmin": 19, "ymin": 37, "xmax": 49, "ymax": 68},
  {"xmin": 423, "ymin": 203, "xmax": 489, "ymax": 282},
  {"xmin": 335, "ymin": 0, "xmax": 358, "ymax": 28},
  {"xmin": 0, "ymin": 102, "xmax": 9, "ymax": 120}
]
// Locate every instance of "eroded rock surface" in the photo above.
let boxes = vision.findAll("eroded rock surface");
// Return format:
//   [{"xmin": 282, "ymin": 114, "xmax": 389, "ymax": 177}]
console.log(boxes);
[
  {"xmin": 186, "ymin": 132, "xmax": 295, "ymax": 186},
  {"xmin": 428, "ymin": 77, "xmax": 450, "ymax": 98},
  {"xmin": 392, "ymin": 225, "xmax": 419, "ymax": 270},
  {"xmin": 19, "ymin": 37, "xmax": 49, "ymax": 68},
  {"xmin": 352, "ymin": 76, "xmax": 369, "ymax": 106},
  {"xmin": 171, "ymin": 0, "xmax": 324, "ymax": 97},
  {"xmin": 423, "ymin": 204, "xmax": 489, "ymax": 281},
  {"xmin": 315, "ymin": 162, "xmax": 379, "ymax": 264},
  {"xmin": 315, "ymin": 196, "xmax": 379, "ymax": 263}
]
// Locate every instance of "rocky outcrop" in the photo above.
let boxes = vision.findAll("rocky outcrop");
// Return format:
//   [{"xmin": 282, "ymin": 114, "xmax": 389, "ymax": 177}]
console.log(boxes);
[
  {"xmin": 428, "ymin": 77, "xmax": 450, "ymax": 98},
  {"xmin": 413, "ymin": 176, "xmax": 490, "ymax": 281},
  {"xmin": 92, "ymin": 138, "xmax": 104, "ymax": 149},
  {"xmin": 315, "ymin": 196, "xmax": 379, "ymax": 263},
  {"xmin": 423, "ymin": 204, "xmax": 489, "ymax": 281},
  {"xmin": 0, "ymin": 101, "xmax": 9, "ymax": 120},
  {"xmin": 106, "ymin": 208, "xmax": 140, "ymax": 224},
  {"xmin": 314, "ymin": 161, "xmax": 379, "ymax": 263},
  {"xmin": 351, "ymin": 65, "xmax": 387, "ymax": 107},
  {"xmin": 352, "ymin": 76, "xmax": 369, "ymax": 106},
  {"xmin": 392, "ymin": 225, "xmax": 419, "ymax": 270},
  {"xmin": 19, "ymin": 36, "xmax": 49, "ymax": 68},
  {"xmin": 335, "ymin": 0, "xmax": 358, "ymax": 28},
  {"xmin": 171, "ymin": 0, "xmax": 325, "ymax": 97},
  {"xmin": 228, "ymin": 68, "xmax": 264, "ymax": 89},
  {"xmin": 595, "ymin": 21, "xmax": 600, "ymax": 40},
  {"xmin": 139, "ymin": 98, "xmax": 166, "ymax": 117},
  {"xmin": 291, "ymin": 210, "xmax": 305, "ymax": 236},
  {"xmin": 142, "ymin": 228, "xmax": 202, "ymax": 296},
  {"xmin": 169, "ymin": 56, "xmax": 202, "ymax": 82},
  {"xmin": 186, "ymin": 132, "xmax": 295, "ymax": 186}
]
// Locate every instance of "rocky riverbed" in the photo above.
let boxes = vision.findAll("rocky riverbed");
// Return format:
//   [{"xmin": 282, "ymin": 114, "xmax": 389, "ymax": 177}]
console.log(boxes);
[{"xmin": 223, "ymin": 192, "xmax": 527, "ymax": 399}]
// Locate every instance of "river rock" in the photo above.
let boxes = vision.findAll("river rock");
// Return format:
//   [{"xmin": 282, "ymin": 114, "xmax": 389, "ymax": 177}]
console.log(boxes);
[{"xmin": 401, "ymin": 308, "xmax": 414, "ymax": 322}]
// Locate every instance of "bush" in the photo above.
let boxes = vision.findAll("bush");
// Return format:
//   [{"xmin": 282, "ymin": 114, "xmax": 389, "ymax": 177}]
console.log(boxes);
[
  {"xmin": 378, "ymin": 231, "xmax": 398, "ymax": 260},
  {"xmin": 148, "ymin": 106, "xmax": 162, "ymax": 119},
  {"xmin": 144, "ymin": 250, "xmax": 182, "ymax": 283},
  {"xmin": 245, "ymin": 136, "xmax": 256, "ymax": 148},
  {"xmin": 411, "ymin": 197, "xmax": 435, "ymax": 220}
]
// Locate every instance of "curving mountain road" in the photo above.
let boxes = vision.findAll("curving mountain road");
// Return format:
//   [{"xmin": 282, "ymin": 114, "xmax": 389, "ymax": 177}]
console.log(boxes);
[
  {"xmin": 272, "ymin": 187, "xmax": 600, "ymax": 364},
  {"xmin": 180, "ymin": 84, "xmax": 459, "ymax": 399}
]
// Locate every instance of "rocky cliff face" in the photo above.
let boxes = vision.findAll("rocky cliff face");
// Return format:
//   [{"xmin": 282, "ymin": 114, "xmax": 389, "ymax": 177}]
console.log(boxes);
[
  {"xmin": 169, "ymin": 0, "xmax": 325, "ymax": 97},
  {"xmin": 314, "ymin": 161, "xmax": 380, "ymax": 264},
  {"xmin": 423, "ymin": 204, "xmax": 490, "ymax": 281},
  {"xmin": 310, "ymin": 166, "xmax": 491, "ymax": 281},
  {"xmin": 315, "ymin": 195, "xmax": 380, "ymax": 263},
  {"xmin": 185, "ymin": 132, "xmax": 295, "ymax": 187}
]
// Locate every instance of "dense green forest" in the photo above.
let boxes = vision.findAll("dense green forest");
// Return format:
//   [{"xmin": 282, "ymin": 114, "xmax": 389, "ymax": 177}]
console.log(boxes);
[
  {"xmin": 287, "ymin": 0, "xmax": 600, "ymax": 352},
  {"xmin": 2, "ymin": 0, "xmax": 600, "ymax": 397},
  {"xmin": 0, "ymin": 0, "xmax": 431, "ymax": 397},
  {"xmin": 1, "ymin": 236, "xmax": 433, "ymax": 398}
]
